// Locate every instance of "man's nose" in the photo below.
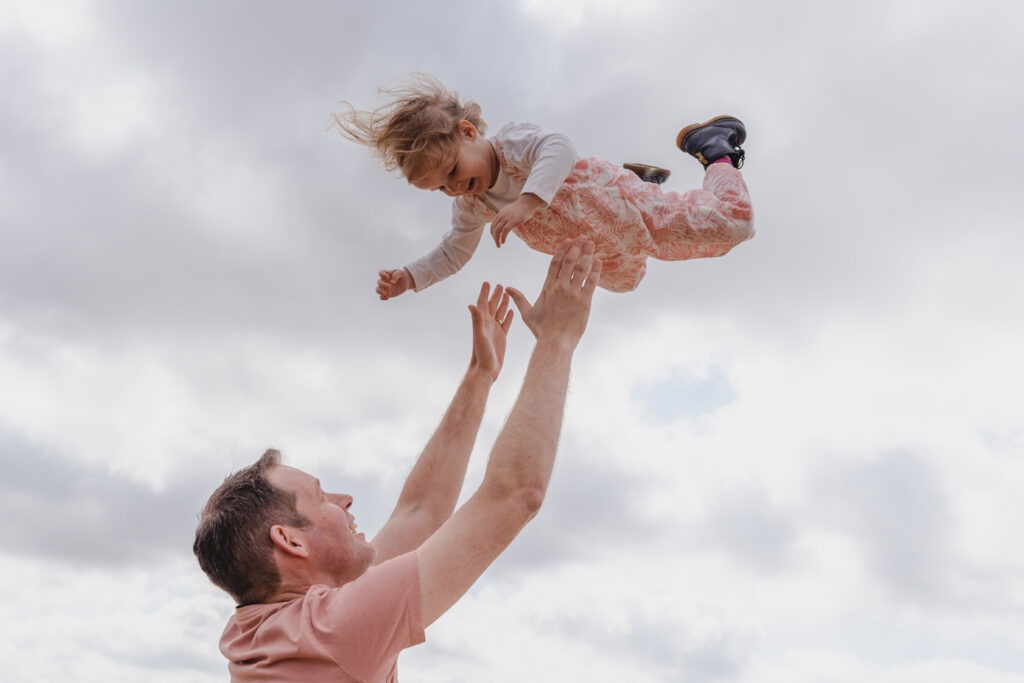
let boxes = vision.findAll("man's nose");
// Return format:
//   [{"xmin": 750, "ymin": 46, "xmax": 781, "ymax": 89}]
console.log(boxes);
[{"xmin": 329, "ymin": 492, "xmax": 354, "ymax": 508}]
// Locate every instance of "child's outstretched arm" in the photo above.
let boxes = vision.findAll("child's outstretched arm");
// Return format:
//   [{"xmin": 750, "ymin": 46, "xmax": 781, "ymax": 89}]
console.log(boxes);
[
  {"xmin": 398, "ymin": 213, "xmax": 488, "ymax": 296},
  {"xmin": 376, "ymin": 268, "xmax": 414, "ymax": 300}
]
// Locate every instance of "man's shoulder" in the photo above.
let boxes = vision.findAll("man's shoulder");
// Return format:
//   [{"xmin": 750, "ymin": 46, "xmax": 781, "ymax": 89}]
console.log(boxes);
[{"xmin": 218, "ymin": 557, "xmax": 421, "ymax": 663}]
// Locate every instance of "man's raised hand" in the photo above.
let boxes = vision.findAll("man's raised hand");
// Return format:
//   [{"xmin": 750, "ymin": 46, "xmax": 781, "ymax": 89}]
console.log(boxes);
[
  {"xmin": 507, "ymin": 237, "xmax": 601, "ymax": 347},
  {"xmin": 468, "ymin": 282, "xmax": 514, "ymax": 382}
]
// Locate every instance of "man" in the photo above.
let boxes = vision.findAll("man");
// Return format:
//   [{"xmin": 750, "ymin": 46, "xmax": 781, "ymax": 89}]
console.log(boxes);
[{"xmin": 194, "ymin": 238, "xmax": 601, "ymax": 681}]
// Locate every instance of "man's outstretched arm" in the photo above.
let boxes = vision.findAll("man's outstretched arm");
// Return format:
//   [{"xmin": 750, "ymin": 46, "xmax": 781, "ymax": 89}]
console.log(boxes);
[
  {"xmin": 371, "ymin": 284, "xmax": 513, "ymax": 564},
  {"xmin": 416, "ymin": 237, "xmax": 601, "ymax": 627}
]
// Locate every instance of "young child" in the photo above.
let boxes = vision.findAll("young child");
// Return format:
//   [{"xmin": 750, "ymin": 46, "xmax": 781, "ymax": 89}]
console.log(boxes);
[{"xmin": 333, "ymin": 75, "xmax": 754, "ymax": 297}]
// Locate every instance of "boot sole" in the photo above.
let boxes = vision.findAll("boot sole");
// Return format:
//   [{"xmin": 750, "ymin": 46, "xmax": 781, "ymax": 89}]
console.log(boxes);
[
  {"xmin": 675, "ymin": 115, "xmax": 744, "ymax": 151},
  {"xmin": 623, "ymin": 163, "xmax": 671, "ymax": 177}
]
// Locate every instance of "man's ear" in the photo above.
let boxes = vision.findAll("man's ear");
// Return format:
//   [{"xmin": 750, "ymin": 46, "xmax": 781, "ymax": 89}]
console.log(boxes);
[{"xmin": 270, "ymin": 524, "xmax": 310, "ymax": 559}]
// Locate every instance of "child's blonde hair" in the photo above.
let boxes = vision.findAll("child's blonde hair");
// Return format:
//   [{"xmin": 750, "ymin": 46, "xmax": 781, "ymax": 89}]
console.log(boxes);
[{"xmin": 332, "ymin": 74, "xmax": 487, "ymax": 185}]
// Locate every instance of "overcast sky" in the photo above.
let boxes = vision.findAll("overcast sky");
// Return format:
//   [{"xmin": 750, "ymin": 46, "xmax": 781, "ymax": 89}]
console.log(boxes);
[{"xmin": 2, "ymin": 1, "xmax": 1023, "ymax": 681}]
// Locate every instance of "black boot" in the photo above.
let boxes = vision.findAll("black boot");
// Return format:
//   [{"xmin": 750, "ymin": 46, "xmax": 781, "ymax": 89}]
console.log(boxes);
[
  {"xmin": 623, "ymin": 162, "xmax": 672, "ymax": 185},
  {"xmin": 676, "ymin": 116, "xmax": 746, "ymax": 170}
]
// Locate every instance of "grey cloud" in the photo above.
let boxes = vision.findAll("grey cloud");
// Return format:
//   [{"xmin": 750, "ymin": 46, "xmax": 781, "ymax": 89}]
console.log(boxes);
[
  {"xmin": 402, "ymin": 638, "xmax": 484, "ymax": 680},
  {"xmin": 0, "ymin": 431, "xmax": 219, "ymax": 567},
  {"xmin": 694, "ymin": 485, "xmax": 799, "ymax": 573},
  {"xmin": 564, "ymin": 1, "xmax": 1024, "ymax": 344},
  {"xmin": 487, "ymin": 435, "xmax": 665, "ymax": 578},
  {"xmin": 552, "ymin": 609, "xmax": 746, "ymax": 683},
  {"xmin": 95, "ymin": 637, "xmax": 223, "ymax": 679},
  {"xmin": 6, "ymin": 0, "xmax": 1014, "ymax": 367},
  {"xmin": 1, "ymin": 1, "xmax": 532, "ymax": 355},
  {"xmin": 812, "ymin": 449, "xmax": 956, "ymax": 604},
  {"xmin": 0, "ymin": 431, "xmax": 401, "ymax": 571}
]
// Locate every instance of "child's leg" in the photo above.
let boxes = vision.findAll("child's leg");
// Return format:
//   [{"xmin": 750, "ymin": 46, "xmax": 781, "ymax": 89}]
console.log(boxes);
[
  {"xmin": 593, "ymin": 251, "xmax": 647, "ymax": 292},
  {"xmin": 629, "ymin": 115, "xmax": 755, "ymax": 261},
  {"xmin": 638, "ymin": 164, "xmax": 754, "ymax": 261}
]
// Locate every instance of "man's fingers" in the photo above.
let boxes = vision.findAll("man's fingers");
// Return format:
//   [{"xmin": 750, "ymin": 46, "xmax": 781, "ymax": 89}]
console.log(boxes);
[
  {"xmin": 557, "ymin": 237, "xmax": 591, "ymax": 284},
  {"xmin": 546, "ymin": 239, "xmax": 572, "ymax": 283},
  {"xmin": 571, "ymin": 240, "xmax": 596, "ymax": 285},
  {"xmin": 477, "ymin": 282, "xmax": 491, "ymax": 309},
  {"xmin": 507, "ymin": 287, "xmax": 531, "ymax": 316},
  {"xmin": 493, "ymin": 287, "xmax": 510, "ymax": 321},
  {"xmin": 500, "ymin": 309, "xmax": 514, "ymax": 333},
  {"xmin": 584, "ymin": 258, "xmax": 602, "ymax": 299},
  {"xmin": 488, "ymin": 283, "xmax": 505, "ymax": 309}
]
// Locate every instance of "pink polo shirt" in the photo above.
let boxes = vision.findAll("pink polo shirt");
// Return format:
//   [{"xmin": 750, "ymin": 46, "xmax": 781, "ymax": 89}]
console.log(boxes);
[{"xmin": 220, "ymin": 551, "xmax": 425, "ymax": 682}]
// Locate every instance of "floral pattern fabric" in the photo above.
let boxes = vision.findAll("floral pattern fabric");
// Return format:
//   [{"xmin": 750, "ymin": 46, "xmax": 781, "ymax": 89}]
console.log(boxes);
[{"xmin": 458, "ymin": 148, "xmax": 754, "ymax": 292}]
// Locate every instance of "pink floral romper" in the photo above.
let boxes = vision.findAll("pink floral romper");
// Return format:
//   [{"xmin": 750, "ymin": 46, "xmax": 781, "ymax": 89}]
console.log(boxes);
[{"xmin": 457, "ymin": 143, "xmax": 754, "ymax": 292}]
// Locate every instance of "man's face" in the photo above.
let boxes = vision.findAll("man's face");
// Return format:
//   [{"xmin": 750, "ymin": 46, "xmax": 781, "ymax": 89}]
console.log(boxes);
[{"xmin": 268, "ymin": 465, "xmax": 377, "ymax": 584}]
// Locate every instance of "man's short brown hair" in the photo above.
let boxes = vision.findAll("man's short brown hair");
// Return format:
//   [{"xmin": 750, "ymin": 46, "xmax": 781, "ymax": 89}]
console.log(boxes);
[{"xmin": 193, "ymin": 449, "xmax": 309, "ymax": 605}]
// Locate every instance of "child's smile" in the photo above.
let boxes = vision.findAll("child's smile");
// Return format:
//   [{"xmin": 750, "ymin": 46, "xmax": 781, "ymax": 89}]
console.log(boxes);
[{"xmin": 411, "ymin": 121, "xmax": 498, "ymax": 197}]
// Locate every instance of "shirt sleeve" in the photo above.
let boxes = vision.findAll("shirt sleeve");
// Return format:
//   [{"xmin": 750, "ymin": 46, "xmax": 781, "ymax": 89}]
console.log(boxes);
[
  {"xmin": 311, "ymin": 552, "xmax": 425, "ymax": 682},
  {"xmin": 404, "ymin": 203, "xmax": 486, "ymax": 292},
  {"xmin": 499, "ymin": 123, "xmax": 578, "ymax": 206}
]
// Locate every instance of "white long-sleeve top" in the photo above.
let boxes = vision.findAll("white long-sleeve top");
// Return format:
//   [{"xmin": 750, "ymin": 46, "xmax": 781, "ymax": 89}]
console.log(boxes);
[{"xmin": 405, "ymin": 122, "xmax": 577, "ymax": 292}]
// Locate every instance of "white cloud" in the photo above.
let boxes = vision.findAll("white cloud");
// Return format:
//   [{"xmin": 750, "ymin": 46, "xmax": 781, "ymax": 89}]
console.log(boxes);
[
  {"xmin": 0, "ymin": 0, "xmax": 97, "ymax": 48},
  {"xmin": 0, "ymin": 555, "xmax": 228, "ymax": 683}
]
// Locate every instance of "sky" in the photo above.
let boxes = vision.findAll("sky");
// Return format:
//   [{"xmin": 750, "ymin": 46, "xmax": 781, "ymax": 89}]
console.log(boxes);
[{"xmin": 1, "ymin": 0, "xmax": 1022, "ymax": 681}]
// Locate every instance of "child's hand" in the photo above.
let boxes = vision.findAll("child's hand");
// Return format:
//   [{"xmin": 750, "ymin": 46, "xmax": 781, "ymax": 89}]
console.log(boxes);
[
  {"xmin": 490, "ymin": 193, "xmax": 545, "ymax": 248},
  {"xmin": 376, "ymin": 268, "xmax": 413, "ymax": 300}
]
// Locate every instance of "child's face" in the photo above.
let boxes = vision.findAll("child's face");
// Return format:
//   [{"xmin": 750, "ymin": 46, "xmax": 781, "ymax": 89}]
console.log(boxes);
[{"xmin": 412, "ymin": 120, "xmax": 497, "ymax": 197}]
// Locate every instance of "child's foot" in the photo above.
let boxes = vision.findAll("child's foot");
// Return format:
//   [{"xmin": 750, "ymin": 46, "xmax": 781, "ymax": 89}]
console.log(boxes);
[
  {"xmin": 623, "ymin": 162, "xmax": 671, "ymax": 185},
  {"xmin": 676, "ymin": 116, "xmax": 746, "ymax": 170}
]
